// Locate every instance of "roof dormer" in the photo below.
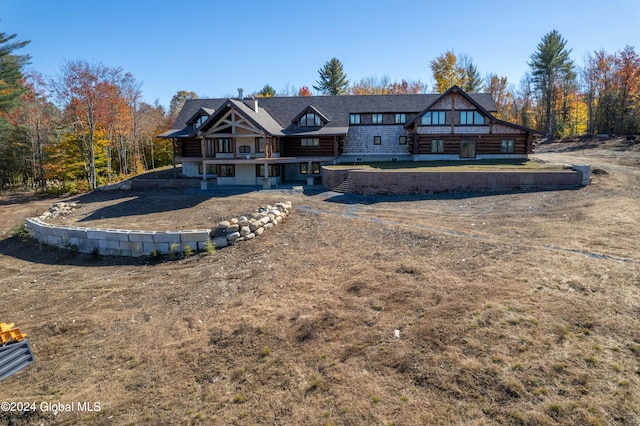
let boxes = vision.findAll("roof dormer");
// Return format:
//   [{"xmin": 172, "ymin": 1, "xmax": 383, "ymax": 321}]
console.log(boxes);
[
  {"xmin": 186, "ymin": 108, "xmax": 215, "ymax": 130},
  {"xmin": 292, "ymin": 105, "xmax": 330, "ymax": 128}
]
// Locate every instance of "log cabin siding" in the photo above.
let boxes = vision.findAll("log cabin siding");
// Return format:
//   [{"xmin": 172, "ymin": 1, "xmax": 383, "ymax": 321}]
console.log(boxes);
[
  {"xmin": 282, "ymin": 137, "xmax": 336, "ymax": 157},
  {"xmin": 413, "ymin": 134, "xmax": 529, "ymax": 155},
  {"xmin": 182, "ymin": 139, "xmax": 201, "ymax": 157}
]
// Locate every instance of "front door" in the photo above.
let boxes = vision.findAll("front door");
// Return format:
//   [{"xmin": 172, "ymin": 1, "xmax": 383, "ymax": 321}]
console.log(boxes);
[{"xmin": 460, "ymin": 140, "xmax": 476, "ymax": 158}]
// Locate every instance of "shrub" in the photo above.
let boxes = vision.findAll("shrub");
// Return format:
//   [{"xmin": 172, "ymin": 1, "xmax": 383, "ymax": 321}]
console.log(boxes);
[
  {"xmin": 11, "ymin": 223, "xmax": 33, "ymax": 242},
  {"xmin": 90, "ymin": 246, "xmax": 101, "ymax": 259}
]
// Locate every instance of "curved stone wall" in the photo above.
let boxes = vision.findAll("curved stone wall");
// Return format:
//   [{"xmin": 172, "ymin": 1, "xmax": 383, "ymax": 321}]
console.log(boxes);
[{"xmin": 25, "ymin": 201, "xmax": 292, "ymax": 257}]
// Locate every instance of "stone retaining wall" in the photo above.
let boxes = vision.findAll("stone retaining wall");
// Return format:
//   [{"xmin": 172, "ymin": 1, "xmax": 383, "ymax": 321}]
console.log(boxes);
[
  {"xmin": 25, "ymin": 202, "xmax": 292, "ymax": 257},
  {"xmin": 322, "ymin": 166, "xmax": 589, "ymax": 195}
]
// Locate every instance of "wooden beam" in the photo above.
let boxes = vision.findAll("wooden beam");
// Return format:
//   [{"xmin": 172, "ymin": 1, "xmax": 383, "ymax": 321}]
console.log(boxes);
[{"xmin": 450, "ymin": 93, "xmax": 455, "ymax": 134}]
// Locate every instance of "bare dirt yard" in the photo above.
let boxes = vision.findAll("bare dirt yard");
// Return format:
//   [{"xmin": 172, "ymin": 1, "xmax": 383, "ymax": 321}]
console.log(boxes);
[{"xmin": 1, "ymin": 138, "xmax": 639, "ymax": 425}]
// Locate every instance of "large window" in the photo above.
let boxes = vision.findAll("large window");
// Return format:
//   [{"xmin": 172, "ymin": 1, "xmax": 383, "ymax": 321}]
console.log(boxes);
[
  {"xmin": 217, "ymin": 165, "xmax": 235, "ymax": 177},
  {"xmin": 372, "ymin": 113, "xmax": 383, "ymax": 124},
  {"xmin": 257, "ymin": 164, "xmax": 280, "ymax": 177},
  {"xmin": 421, "ymin": 111, "xmax": 446, "ymax": 125},
  {"xmin": 395, "ymin": 113, "xmax": 406, "ymax": 124},
  {"xmin": 500, "ymin": 139, "xmax": 515, "ymax": 153},
  {"xmin": 256, "ymin": 137, "xmax": 265, "ymax": 153},
  {"xmin": 431, "ymin": 140, "xmax": 445, "ymax": 153},
  {"xmin": 217, "ymin": 138, "xmax": 232, "ymax": 153},
  {"xmin": 198, "ymin": 164, "xmax": 216, "ymax": 174},
  {"xmin": 459, "ymin": 111, "xmax": 485, "ymax": 125},
  {"xmin": 300, "ymin": 113, "xmax": 322, "ymax": 127},
  {"xmin": 300, "ymin": 162, "xmax": 321, "ymax": 174},
  {"xmin": 301, "ymin": 138, "xmax": 320, "ymax": 147},
  {"xmin": 349, "ymin": 114, "xmax": 361, "ymax": 125}
]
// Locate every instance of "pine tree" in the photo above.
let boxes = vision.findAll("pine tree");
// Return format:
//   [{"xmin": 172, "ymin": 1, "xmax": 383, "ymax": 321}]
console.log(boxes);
[
  {"xmin": 528, "ymin": 30, "xmax": 575, "ymax": 139},
  {"xmin": 257, "ymin": 84, "xmax": 276, "ymax": 97},
  {"xmin": 313, "ymin": 58, "xmax": 349, "ymax": 95}
]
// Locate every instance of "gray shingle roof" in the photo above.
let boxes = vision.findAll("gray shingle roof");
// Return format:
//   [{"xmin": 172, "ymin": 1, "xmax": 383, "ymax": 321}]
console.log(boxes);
[{"xmin": 161, "ymin": 92, "xmax": 497, "ymax": 138}]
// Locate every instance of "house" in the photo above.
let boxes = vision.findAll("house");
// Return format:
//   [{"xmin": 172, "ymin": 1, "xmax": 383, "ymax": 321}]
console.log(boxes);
[{"xmin": 159, "ymin": 86, "xmax": 537, "ymax": 187}]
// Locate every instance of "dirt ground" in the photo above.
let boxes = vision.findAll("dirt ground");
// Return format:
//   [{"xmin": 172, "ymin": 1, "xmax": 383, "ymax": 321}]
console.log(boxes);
[{"xmin": 1, "ymin": 138, "xmax": 639, "ymax": 425}]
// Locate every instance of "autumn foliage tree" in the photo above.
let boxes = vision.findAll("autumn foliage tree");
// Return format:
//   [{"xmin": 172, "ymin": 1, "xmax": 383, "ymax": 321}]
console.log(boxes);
[
  {"xmin": 297, "ymin": 86, "xmax": 312, "ymax": 96},
  {"xmin": 431, "ymin": 51, "xmax": 482, "ymax": 93}
]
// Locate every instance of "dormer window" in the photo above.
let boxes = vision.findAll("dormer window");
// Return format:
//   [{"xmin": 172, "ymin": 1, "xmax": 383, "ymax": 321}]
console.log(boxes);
[
  {"xmin": 299, "ymin": 113, "xmax": 322, "ymax": 127},
  {"xmin": 193, "ymin": 115, "xmax": 208, "ymax": 129}
]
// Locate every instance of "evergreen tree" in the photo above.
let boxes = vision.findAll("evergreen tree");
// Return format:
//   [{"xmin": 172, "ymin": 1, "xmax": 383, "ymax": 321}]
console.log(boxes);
[
  {"xmin": 257, "ymin": 84, "xmax": 276, "ymax": 97},
  {"xmin": 0, "ymin": 31, "xmax": 30, "ymax": 116},
  {"xmin": 528, "ymin": 30, "xmax": 575, "ymax": 139},
  {"xmin": 313, "ymin": 58, "xmax": 349, "ymax": 95}
]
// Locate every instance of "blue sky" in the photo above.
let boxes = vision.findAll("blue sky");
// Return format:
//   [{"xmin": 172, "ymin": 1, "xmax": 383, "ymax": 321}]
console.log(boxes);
[{"xmin": 4, "ymin": 0, "xmax": 639, "ymax": 109}]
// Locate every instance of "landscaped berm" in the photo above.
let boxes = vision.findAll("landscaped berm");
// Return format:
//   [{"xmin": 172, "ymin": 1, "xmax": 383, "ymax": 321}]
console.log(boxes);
[{"xmin": 0, "ymin": 138, "xmax": 639, "ymax": 424}]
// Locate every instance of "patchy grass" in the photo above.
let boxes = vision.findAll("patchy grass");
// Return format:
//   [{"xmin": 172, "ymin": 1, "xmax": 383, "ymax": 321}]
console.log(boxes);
[{"xmin": 0, "ymin": 142, "xmax": 639, "ymax": 425}]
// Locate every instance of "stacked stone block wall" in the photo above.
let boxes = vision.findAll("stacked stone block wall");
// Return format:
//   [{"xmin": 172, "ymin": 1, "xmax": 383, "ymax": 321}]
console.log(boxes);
[
  {"xmin": 322, "ymin": 167, "xmax": 588, "ymax": 195},
  {"xmin": 25, "ymin": 202, "xmax": 292, "ymax": 257}
]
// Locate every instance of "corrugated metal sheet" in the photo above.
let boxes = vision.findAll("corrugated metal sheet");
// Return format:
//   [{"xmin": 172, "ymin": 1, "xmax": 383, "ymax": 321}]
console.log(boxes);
[{"xmin": 0, "ymin": 340, "xmax": 35, "ymax": 381}]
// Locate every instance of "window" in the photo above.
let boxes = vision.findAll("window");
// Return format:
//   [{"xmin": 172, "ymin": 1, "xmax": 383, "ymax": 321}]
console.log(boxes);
[
  {"xmin": 431, "ymin": 140, "xmax": 445, "ymax": 153},
  {"xmin": 500, "ymin": 139, "xmax": 515, "ymax": 153},
  {"xmin": 373, "ymin": 136, "xmax": 382, "ymax": 145},
  {"xmin": 372, "ymin": 113, "xmax": 383, "ymax": 124},
  {"xmin": 301, "ymin": 138, "xmax": 319, "ymax": 147},
  {"xmin": 217, "ymin": 165, "xmax": 235, "ymax": 177},
  {"xmin": 193, "ymin": 114, "xmax": 207, "ymax": 129},
  {"xmin": 459, "ymin": 111, "xmax": 485, "ymax": 125},
  {"xmin": 256, "ymin": 137, "xmax": 265, "ymax": 153},
  {"xmin": 300, "ymin": 113, "xmax": 322, "ymax": 127},
  {"xmin": 349, "ymin": 114, "xmax": 361, "ymax": 124},
  {"xmin": 421, "ymin": 111, "xmax": 446, "ymax": 125},
  {"xmin": 217, "ymin": 138, "xmax": 232, "ymax": 153},
  {"xmin": 399, "ymin": 136, "xmax": 407, "ymax": 145},
  {"xmin": 205, "ymin": 139, "xmax": 215, "ymax": 157},
  {"xmin": 395, "ymin": 113, "xmax": 406, "ymax": 124},
  {"xmin": 300, "ymin": 162, "xmax": 321, "ymax": 174},
  {"xmin": 198, "ymin": 164, "xmax": 216, "ymax": 174},
  {"xmin": 257, "ymin": 164, "xmax": 280, "ymax": 177},
  {"xmin": 238, "ymin": 145, "xmax": 251, "ymax": 154}
]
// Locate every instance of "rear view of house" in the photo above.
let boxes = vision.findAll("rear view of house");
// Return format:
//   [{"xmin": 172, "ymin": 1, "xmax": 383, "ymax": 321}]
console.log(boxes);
[{"xmin": 159, "ymin": 86, "xmax": 536, "ymax": 186}]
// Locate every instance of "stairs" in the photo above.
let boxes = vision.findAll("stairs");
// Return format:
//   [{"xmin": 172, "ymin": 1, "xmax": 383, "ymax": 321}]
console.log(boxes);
[{"xmin": 333, "ymin": 176, "xmax": 350, "ymax": 193}]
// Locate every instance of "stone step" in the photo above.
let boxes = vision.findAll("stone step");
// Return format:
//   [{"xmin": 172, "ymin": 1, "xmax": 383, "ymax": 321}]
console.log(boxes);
[{"xmin": 333, "ymin": 177, "xmax": 350, "ymax": 193}]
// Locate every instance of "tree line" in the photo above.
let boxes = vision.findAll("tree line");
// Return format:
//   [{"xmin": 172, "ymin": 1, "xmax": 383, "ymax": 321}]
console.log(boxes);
[
  {"xmin": 1, "ymin": 28, "xmax": 638, "ymax": 192},
  {"xmin": 0, "ymin": 32, "xmax": 172, "ymax": 192}
]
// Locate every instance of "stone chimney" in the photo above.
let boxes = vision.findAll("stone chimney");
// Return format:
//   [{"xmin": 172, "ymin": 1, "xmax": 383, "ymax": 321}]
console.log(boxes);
[{"xmin": 237, "ymin": 88, "xmax": 244, "ymax": 99}]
